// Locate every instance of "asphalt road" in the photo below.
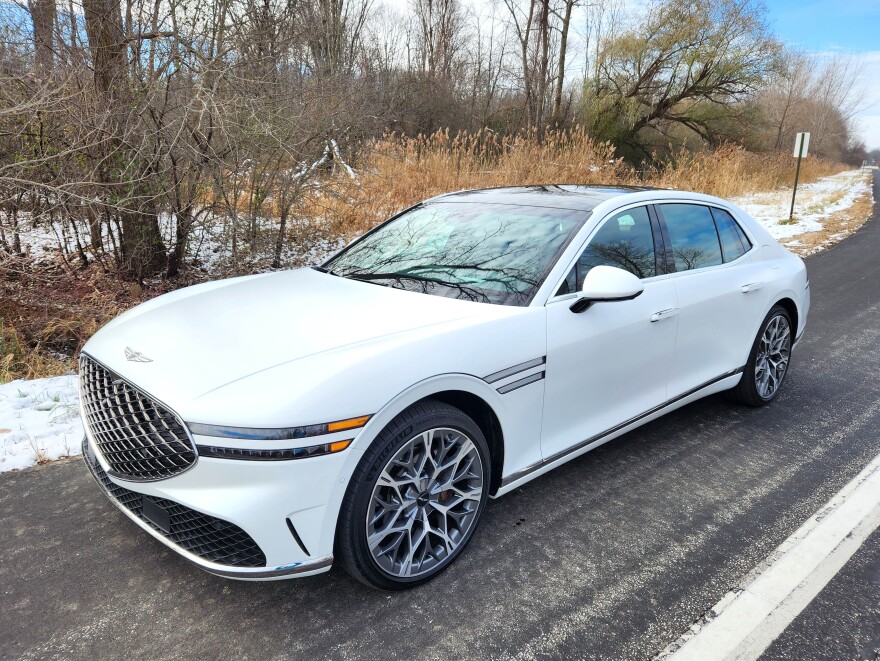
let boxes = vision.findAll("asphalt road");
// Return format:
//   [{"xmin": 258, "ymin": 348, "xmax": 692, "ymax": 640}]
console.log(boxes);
[
  {"xmin": 2, "ymin": 171, "xmax": 879, "ymax": 661},
  {"xmin": 761, "ymin": 527, "xmax": 880, "ymax": 661}
]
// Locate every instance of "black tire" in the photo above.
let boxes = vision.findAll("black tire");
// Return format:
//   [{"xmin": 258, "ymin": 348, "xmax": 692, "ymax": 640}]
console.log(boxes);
[
  {"xmin": 732, "ymin": 304, "xmax": 793, "ymax": 407},
  {"xmin": 336, "ymin": 398, "xmax": 490, "ymax": 590}
]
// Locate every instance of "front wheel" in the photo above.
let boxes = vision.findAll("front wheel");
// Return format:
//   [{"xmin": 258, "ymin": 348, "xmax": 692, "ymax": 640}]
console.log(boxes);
[
  {"xmin": 336, "ymin": 399, "xmax": 490, "ymax": 590},
  {"xmin": 733, "ymin": 305, "xmax": 793, "ymax": 406}
]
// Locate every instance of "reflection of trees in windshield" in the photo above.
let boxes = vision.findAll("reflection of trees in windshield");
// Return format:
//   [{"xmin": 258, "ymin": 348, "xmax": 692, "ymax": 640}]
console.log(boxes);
[{"xmin": 325, "ymin": 204, "xmax": 584, "ymax": 305}]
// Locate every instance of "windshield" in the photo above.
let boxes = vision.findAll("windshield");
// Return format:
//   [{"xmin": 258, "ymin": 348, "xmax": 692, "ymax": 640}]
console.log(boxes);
[{"xmin": 323, "ymin": 202, "xmax": 587, "ymax": 305}]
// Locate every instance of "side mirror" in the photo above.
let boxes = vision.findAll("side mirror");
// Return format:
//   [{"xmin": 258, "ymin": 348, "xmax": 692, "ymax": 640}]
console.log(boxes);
[{"xmin": 570, "ymin": 265, "xmax": 644, "ymax": 313}]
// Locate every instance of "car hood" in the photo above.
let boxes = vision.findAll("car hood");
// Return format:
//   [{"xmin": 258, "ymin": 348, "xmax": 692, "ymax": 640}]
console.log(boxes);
[{"xmin": 83, "ymin": 268, "xmax": 514, "ymax": 407}]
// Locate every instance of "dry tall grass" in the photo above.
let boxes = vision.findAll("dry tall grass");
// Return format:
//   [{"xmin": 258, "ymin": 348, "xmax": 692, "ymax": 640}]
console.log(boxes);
[
  {"xmin": 313, "ymin": 129, "xmax": 844, "ymax": 237},
  {"xmin": 0, "ymin": 262, "xmax": 150, "ymax": 382},
  {"xmin": 0, "ymin": 322, "xmax": 73, "ymax": 382}
]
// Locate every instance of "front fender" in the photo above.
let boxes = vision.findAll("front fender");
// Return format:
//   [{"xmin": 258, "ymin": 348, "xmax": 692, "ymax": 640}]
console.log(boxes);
[{"xmin": 308, "ymin": 371, "xmax": 544, "ymax": 561}]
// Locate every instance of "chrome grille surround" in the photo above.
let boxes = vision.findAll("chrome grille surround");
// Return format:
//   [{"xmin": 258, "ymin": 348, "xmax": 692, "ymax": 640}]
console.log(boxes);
[{"xmin": 79, "ymin": 354, "xmax": 197, "ymax": 482}]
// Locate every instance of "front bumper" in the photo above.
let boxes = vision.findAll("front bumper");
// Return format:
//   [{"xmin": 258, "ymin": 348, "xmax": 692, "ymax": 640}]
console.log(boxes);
[{"xmin": 82, "ymin": 436, "xmax": 341, "ymax": 580}]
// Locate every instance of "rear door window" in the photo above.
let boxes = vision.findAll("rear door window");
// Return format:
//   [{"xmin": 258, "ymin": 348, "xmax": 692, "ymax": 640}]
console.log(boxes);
[{"xmin": 659, "ymin": 204, "xmax": 723, "ymax": 272}]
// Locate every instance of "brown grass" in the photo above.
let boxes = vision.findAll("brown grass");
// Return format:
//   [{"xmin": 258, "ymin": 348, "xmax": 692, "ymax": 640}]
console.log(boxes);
[
  {"xmin": 0, "ymin": 322, "xmax": 72, "ymax": 382},
  {"xmin": 0, "ymin": 260, "xmax": 185, "ymax": 382},
  {"xmin": 309, "ymin": 129, "xmax": 845, "ymax": 238}
]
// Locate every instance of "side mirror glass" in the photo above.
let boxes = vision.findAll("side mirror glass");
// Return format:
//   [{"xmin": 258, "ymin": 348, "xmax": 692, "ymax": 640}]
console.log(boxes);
[{"xmin": 570, "ymin": 265, "xmax": 644, "ymax": 313}]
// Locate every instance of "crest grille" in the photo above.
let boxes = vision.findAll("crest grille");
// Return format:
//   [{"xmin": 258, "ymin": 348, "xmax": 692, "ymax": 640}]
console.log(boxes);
[{"xmin": 79, "ymin": 354, "xmax": 197, "ymax": 481}]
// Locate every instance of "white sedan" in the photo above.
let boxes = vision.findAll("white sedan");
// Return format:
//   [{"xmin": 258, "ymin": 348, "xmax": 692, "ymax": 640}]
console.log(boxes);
[{"xmin": 79, "ymin": 185, "xmax": 809, "ymax": 589}]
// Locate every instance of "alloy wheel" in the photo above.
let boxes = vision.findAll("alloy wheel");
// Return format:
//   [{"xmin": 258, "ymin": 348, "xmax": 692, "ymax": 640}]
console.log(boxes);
[
  {"xmin": 755, "ymin": 314, "xmax": 791, "ymax": 399},
  {"xmin": 366, "ymin": 427, "xmax": 484, "ymax": 578}
]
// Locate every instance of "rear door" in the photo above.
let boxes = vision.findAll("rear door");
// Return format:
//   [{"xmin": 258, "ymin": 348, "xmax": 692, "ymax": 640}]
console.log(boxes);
[{"xmin": 655, "ymin": 203, "xmax": 766, "ymax": 398}]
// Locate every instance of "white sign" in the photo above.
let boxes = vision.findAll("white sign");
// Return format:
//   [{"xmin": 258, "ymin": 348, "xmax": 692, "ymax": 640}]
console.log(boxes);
[{"xmin": 793, "ymin": 132, "xmax": 810, "ymax": 158}]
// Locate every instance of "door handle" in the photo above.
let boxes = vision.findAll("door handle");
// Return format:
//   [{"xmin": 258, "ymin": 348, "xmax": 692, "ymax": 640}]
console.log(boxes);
[
  {"xmin": 741, "ymin": 282, "xmax": 764, "ymax": 293},
  {"xmin": 650, "ymin": 308, "xmax": 679, "ymax": 322}
]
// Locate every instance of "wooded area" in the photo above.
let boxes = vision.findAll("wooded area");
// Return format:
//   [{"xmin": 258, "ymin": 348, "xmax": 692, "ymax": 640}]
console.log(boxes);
[{"xmin": 0, "ymin": 0, "xmax": 870, "ymax": 279}]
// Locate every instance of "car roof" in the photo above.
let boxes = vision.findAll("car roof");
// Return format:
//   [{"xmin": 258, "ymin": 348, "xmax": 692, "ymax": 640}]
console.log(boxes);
[{"xmin": 424, "ymin": 184, "xmax": 655, "ymax": 212}]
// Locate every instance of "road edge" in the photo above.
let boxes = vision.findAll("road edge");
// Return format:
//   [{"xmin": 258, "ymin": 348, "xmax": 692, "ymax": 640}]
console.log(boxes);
[{"xmin": 655, "ymin": 449, "xmax": 880, "ymax": 661}]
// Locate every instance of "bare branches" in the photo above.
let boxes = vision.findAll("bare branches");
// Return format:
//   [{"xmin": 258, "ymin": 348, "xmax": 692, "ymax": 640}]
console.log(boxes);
[{"xmin": 0, "ymin": 0, "xmax": 866, "ymax": 284}]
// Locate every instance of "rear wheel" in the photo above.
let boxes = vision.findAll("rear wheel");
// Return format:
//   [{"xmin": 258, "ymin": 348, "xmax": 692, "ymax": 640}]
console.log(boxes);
[
  {"xmin": 336, "ymin": 399, "xmax": 490, "ymax": 590},
  {"xmin": 733, "ymin": 305, "xmax": 793, "ymax": 406}
]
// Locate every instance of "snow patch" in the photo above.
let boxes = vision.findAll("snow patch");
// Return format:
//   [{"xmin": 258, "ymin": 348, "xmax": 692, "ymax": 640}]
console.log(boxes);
[
  {"xmin": 0, "ymin": 376, "xmax": 83, "ymax": 473},
  {"xmin": 731, "ymin": 169, "xmax": 872, "ymax": 240}
]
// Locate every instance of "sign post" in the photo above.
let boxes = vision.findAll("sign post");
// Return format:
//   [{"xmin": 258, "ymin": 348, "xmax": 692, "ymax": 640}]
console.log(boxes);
[{"xmin": 789, "ymin": 132, "xmax": 810, "ymax": 221}]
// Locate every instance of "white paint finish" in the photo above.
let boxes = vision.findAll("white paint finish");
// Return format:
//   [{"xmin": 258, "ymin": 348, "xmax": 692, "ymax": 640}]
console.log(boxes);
[
  {"xmin": 665, "ymin": 253, "xmax": 769, "ymax": 397},
  {"xmin": 81, "ymin": 429, "xmax": 345, "ymax": 574},
  {"xmin": 85, "ymin": 267, "xmax": 530, "ymax": 417},
  {"xmin": 580, "ymin": 264, "xmax": 645, "ymax": 299},
  {"xmin": 541, "ymin": 277, "xmax": 678, "ymax": 460},
  {"xmin": 496, "ymin": 373, "xmax": 744, "ymax": 496},
  {"xmin": 659, "ymin": 451, "xmax": 880, "ymax": 661},
  {"xmin": 78, "ymin": 187, "xmax": 810, "ymax": 579}
]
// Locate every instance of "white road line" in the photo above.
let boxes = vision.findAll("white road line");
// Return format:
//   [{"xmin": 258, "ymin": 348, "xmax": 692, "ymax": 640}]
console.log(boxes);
[{"xmin": 657, "ymin": 450, "xmax": 880, "ymax": 661}]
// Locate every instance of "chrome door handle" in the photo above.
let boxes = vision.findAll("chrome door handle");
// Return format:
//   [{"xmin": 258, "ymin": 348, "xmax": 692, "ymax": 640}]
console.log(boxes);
[
  {"xmin": 650, "ymin": 308, "xmax": 679, "ymax": 322},
  {"xmin": 741, "ymin": 282, "xmax": 764, "ymax": 293}
]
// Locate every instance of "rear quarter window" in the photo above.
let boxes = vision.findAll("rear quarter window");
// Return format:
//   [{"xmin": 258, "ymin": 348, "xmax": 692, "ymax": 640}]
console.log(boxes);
[{"xmin": 710, "ymin": 207, "xmax": 750, "ymax": 262}]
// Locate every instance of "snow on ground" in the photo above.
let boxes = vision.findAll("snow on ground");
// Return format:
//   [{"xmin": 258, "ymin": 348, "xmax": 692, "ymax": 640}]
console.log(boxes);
[
  {"xmin": 6, "ymin": 169, "xmax": 871, "ymax": 269},
  {"xmin": 0, "ymin": 376, "xmax": 83, "ymax": 473},
  {"xmin": 731, "ymin": 168, "xmax": 873, "ymax": 242}
]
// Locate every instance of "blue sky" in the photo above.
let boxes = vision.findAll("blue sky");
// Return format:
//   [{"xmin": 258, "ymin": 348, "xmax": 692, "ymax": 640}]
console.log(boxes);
[
  {"xmin": 764, "ymin": 0, "xmax": 880, "ymax": 150},
  {"xmin": 765, "ymin": 0, "xmax": 880, "ymax": 52}
]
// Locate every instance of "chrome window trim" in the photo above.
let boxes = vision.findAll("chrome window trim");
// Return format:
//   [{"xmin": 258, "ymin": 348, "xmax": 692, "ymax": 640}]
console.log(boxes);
[{"xmin": 653, "ymin": 201, "xmax": 755, "ymax": 273}]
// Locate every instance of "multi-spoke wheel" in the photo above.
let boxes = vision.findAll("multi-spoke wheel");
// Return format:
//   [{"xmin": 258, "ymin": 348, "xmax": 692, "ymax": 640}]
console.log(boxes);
[
  {"xmin": 337, "ymin": 399, "xmax": 490, "ymax": 589},
  {"xmin": 755, "ymin": 314, "xmax": 791, "ymax": 399},
  {"xmin": 733, "ymin": 305, "xmax": 794, "ymax": 406}
]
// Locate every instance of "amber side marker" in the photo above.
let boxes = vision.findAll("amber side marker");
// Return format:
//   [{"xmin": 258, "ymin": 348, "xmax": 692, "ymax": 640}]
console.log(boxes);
[
  {"xmin": 327, "ymin": 415, "xmax": 371, "ymax": 433},
  {"xmin": 329, "ymin": 439, "xmax": 353, "ymax": 453}
]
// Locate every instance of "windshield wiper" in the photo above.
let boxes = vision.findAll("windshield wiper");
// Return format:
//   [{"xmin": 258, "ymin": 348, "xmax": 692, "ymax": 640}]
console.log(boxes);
[
  {"xmin": 347, "ymin": 272, "xmax": 448, "ymax": 287},
  {"xmin": 345, "ymin": 273, "xmax": 393, "ymax": 287}
]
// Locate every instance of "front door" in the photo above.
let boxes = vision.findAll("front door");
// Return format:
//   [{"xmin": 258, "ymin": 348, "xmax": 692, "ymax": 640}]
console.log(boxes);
[{"xmin": 540, "ymin": 205, "xmax": 679, "ymax": 460}]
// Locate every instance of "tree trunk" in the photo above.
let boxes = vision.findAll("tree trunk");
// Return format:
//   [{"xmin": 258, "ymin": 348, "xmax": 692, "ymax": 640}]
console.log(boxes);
[
  {"xmin": 83, "ymin": 0, "xmax": 165, "ymax": 279},
  {"xmin": 272, "ymin": 205, "xmax": 288, "ymax": 269},
  {"xmin": 551, "ymin": 0, "xmax": 575, "ymax": 127},
  {"xmin": 166, "ymin": 206, "xmax": 192, "ymax": 279},
  {"xmin": 28, "ymin": 0, "xmax": 55, "ymax": 73},
  {"xmin": 535, "ymin": 0, "xmax": 550, "ymax": 130}
]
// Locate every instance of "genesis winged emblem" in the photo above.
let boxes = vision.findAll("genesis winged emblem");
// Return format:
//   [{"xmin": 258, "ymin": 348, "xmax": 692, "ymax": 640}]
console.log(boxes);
[{"xmin": 124, "ymin": 346, "xmax": 153, "ymax": 363}]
